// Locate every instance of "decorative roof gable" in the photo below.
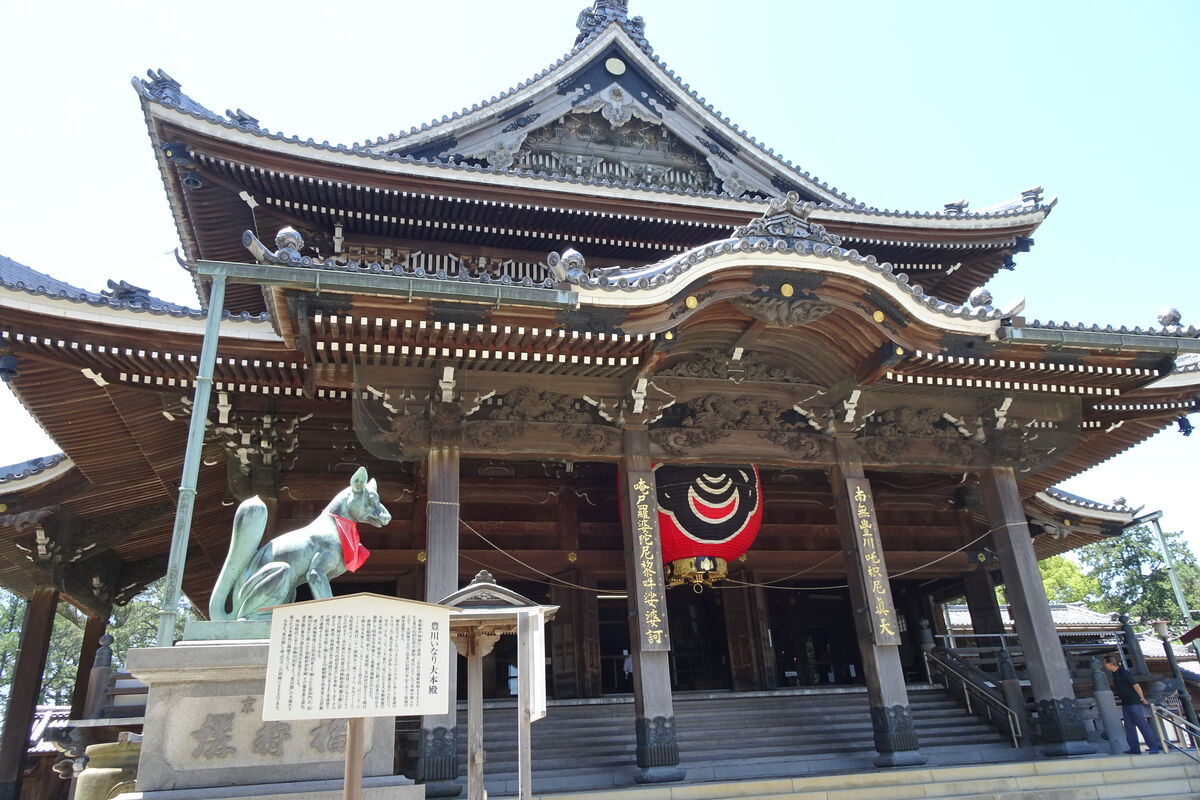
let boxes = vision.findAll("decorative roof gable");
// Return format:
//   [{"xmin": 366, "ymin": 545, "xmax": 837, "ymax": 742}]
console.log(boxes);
[{"xmin": 359, "ymin": 4, "xmax": 851, "ymax": 205}]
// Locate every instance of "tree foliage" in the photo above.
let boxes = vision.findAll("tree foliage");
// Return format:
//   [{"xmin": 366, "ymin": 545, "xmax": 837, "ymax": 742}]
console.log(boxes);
[
  {"xmin": 1076, "ymin": 524, "xmax": 1200, "ymax": 628},
  {"xmin": 0, "ymin": 580, "xmax": 194, "ymax": 722},
  {"xmin": 1038, "ymin": 555, "xmax": 1102, "ymax": 605}
]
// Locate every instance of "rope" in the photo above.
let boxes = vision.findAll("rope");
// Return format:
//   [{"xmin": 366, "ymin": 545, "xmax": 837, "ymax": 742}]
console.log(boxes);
[
  {"xmin": 457, "ymin": 517, "xmax": 1023, "ymax": 595},
  {"xmin": 459, "ymin": 519, "xmax": 608, "ymax": 594},
  {"xmin": 719, "ymin": 523, "xmax": 1017, "ymax": 592}
]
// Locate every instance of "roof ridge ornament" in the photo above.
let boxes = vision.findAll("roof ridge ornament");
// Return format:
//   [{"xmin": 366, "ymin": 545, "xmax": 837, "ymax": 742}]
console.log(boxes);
[
  {"xmin": 101, "ymin": 279, "xmax": 154, "ymax": 306},
  {"xmin": 575, "ymin": 0, "xmax": 644, "ymax": 45},
  {"xmin": 243, "ymin": 227, "xmax": 310, "ymax": 266},
  {"xmin": 732, "ymin": 192, "xmax": 843, "ymax": 246}
]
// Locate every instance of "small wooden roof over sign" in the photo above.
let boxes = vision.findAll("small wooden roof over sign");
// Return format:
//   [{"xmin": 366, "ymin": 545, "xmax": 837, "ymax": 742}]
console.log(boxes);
[{"xmin": 439, "ymin": 570, "xmax": 541, "ymax": 609}]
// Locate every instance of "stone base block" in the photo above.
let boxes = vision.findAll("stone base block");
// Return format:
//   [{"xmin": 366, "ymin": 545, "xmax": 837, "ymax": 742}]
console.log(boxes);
[
  {"xmin": 182, "ymin": 620, "xmax": 272, "ymax": 641},
  {"xmin": 873, "ymin": 748, "xmax": 927, "ymax": 767},
  {"xmin": 124, "ymin": 642, "xmax": 398, "ymax": 793},
  {"xmin": 113, "ymin": 775, "xmax": 421, "ymax": 800}
]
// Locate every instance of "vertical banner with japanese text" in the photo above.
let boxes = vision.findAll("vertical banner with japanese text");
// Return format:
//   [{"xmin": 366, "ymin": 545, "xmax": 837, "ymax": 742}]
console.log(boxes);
[
  {"xmin": 843, "ymin": 478, "xmax": 901, "ymax": 646},
  {"xmin": 623, "ymin": 470, "xmax": 671, "ymax": 652}
]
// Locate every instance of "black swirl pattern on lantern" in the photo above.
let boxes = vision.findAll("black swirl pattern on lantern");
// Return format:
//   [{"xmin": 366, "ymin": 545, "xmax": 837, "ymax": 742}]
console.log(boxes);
[{"xmin": 654, "ymin": 465, "xmax": 760, "ymax": 545}]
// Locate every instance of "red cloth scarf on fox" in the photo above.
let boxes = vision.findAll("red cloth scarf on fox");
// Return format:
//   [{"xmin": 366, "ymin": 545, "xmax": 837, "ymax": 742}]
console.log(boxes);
[{"xmin": 331, "ymin": 514, "xmax": 371, "ymax": 572}]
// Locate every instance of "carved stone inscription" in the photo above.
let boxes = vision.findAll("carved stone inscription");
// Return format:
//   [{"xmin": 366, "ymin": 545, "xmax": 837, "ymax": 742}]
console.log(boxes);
[{"xmin": 165, "ymin": 696, "xmax": 367, "ymax": 770}]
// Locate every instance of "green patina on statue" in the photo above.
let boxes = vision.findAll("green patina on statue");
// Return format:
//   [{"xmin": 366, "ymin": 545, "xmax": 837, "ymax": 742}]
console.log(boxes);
[{"xmin": 208, "ymin": 467, "xmax": 391, "ymax": 621}]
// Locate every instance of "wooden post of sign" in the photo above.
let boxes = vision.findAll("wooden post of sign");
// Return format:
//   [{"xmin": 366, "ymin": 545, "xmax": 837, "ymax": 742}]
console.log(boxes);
[
  {"xmin": 516, "ymin": 609, "xmax": 533, "ymax": 800},
  {"xmin": 343, "ymin": 717, "xmax": 365, "ymax": 800},
  {"xmin": 466, "ymin": 635, "xmax": 485, "ymax": 800}
]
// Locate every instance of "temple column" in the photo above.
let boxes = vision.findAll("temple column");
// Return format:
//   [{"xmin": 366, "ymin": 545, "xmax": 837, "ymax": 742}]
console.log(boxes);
[
  {"xmin": 416, "ymin": 406, "xmax": 463, "ymax": 797},
  {"xmin": 620, "ymin": 429, "xmax": 684, "ymax": 783},
  {"xmin": 828, "ymin": 436, "xmax": 925, "ymax": 767},
  {"xmin": 962, "ymin": 567, "xmax": 1006, "ymax": 645},
  {"xmin": 980, "ymin": 466, "xmax": 1094, "ymax": 755},
  {"xmin": 69, "ymin": 614, "xmax": 109, "ymax": 718},
  {"xmin": 723, "ymin": 566, "xmax": 767, "ymax": 691},
  {"xmin": 0, "ymin": 586, "xmax": 59, "ymax": 800}
]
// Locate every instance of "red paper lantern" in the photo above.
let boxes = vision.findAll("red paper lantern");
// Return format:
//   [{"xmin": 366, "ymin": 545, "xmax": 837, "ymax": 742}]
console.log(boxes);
[{"xmin": 653, "ymin": 464, "xmax": 762, "ymax": 588}]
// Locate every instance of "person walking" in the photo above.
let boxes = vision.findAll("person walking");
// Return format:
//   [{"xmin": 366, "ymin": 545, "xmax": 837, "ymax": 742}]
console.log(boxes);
[{"xmin": 1104, "ymin": 655, "xmax": 1163, "ymax": 754}]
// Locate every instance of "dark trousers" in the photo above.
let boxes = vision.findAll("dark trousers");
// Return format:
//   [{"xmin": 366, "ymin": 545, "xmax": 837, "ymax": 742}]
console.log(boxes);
[{"xmin": 1122, "ymin": 703, "xmax": 1162, "ymax": 752}]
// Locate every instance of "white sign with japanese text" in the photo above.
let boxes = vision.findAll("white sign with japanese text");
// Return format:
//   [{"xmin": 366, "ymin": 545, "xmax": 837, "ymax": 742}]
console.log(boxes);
[
  {"xmin": 264, "ymin": 593, "xmax": 451, "ymax": 721},
  {"xmin": 518, "ymin": 608, "xmax": 547, "ymax": 722}
]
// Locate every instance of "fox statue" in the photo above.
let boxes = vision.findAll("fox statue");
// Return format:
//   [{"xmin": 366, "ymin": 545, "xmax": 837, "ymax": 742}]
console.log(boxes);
[{"xmin": 208, "ymin": 466, "xmax": 392, "ymax": 621}]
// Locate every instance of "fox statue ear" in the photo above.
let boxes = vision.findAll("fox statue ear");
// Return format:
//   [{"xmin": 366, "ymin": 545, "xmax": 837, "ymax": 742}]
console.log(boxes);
[
  {"xmin": 350, "ymin": 466, "xmax": 368, "ymax": 493},
  {"xmin": 366, "ymin": 478, "xmax": 378, "ymax": 493}
]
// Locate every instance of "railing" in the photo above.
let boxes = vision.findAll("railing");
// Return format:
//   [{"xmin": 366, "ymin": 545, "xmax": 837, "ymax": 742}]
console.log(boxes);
[
  {"xmin": 1151, "ymin": 703, "xmax": 1200, "ymax": 762},
  {"xmin": 924, "ymin": 648, "xmax": 1021, "ymax": 748},
  {"xmin": 934, "ymin": 632, "xmax": 1134, "ymax": 671}
]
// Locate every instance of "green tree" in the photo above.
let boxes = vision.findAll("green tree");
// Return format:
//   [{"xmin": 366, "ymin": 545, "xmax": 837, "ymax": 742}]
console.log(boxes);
[
  {"xmin": 1038, "ymin": 555, "xmax": 1102, "ymax": 605},
  {"xmin": 1076, "ymin": 524, "xmax": 1200, "ymax": 628},
  {"xmin": 0, "ymin": 580, "xmax": 194, "ymax": 721}
]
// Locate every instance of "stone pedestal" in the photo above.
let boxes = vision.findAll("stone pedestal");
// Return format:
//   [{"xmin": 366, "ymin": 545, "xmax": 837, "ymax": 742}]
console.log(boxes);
[
  {"xmin": 115, "ymin": 640, "xmax": 421, "ymax": 800},
  {"xmin": 76, "ymin": 740, "xmax": 140, "ymax": 800}
]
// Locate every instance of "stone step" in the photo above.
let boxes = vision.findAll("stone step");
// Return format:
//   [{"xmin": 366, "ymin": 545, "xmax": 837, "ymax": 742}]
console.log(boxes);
[
  {"xmin": 506, "ymin": 753, "xmax": 1200, "ymax": 800},
  {"xmin": 461, "ymin": 716, "xmax": 1005, "ymax": 746}
]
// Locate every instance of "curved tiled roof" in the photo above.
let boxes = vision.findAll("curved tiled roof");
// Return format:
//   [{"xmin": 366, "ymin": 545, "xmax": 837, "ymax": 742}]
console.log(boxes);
[
  {"xmin": 1023, "ymin": 318, "xmax": 1200, "ymax": 338},
  {"xmin": 1174, "ymin": 353, "xmax": 1200, "ymax": 373},
  {"xmin": 554, "ymin": 193, "xmax": 1006, "ymax": 322},
  {"xmin": 0, "ymin": 253, "xmax": 269, "ymax": 323},
  {"xmin": 0, "ymin": 453, "xmax": 67, "ymax": 485},
  {"xmin": 132, "ymin": 12, "xmax": 1053, "ymax": 222},
  {"xmin": 1044, "ymin": 487, "xmax": 1134, "ymax": 515}
]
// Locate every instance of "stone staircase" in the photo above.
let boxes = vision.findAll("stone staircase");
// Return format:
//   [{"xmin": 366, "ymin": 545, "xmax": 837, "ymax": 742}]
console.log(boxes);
[
  {"xmin": 533, "ymin": 752, "xmax": 1200, "ymax": 800},
  {"xmin": 446, "ymin": 685, "xmax": 1021, "ymax": 796}
]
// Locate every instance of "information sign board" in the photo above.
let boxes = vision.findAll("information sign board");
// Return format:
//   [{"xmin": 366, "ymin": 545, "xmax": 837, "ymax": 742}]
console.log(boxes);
[{"xmin": 264, "ymin": 593, "xmax": 451, "ymax": 721}]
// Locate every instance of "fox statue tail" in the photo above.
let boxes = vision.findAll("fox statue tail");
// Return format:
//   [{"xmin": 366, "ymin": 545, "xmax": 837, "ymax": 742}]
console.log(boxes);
[{"xmin": 208, "ymin": 496, "xmax": 269, "ymax": 620}]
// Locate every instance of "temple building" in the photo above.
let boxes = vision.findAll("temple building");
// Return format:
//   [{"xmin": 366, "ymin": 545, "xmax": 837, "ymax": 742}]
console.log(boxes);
[{"xmin": 2, "ymin": 2, "xmax": 1199, "ymax": 798}]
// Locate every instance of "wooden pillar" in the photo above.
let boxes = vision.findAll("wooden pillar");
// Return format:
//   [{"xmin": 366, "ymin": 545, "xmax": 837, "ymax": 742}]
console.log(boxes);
[
  {"xmin": 980, "ymin": 466, "xmax": 1094, "ymax": 755},
  {"xmin": 828, "ymin": 437, "xmax": 925, "ymax": 767},
  {"xmin": 68, "ymin": 614, "xmax": 108, "ymax": 719},
  {"xmin": 0, "ymin": 587, "xmax": 59, "ymax": 800},
  {"xmin": 962, "ymin": 567, "xmax": 1006, "ymax": 643},
  {"xmin": 550, "ymin": 579, "xmax": 579, "ymax": 698},
  {"xmin": 620, "ymin": 429, "xmax": 684, "ymax": 783},
  {"xmin": 579, "ymin": 571, "xmax": 602, "ymax": 698},
  {"xmin": 722, "ymin": 567, "xmax": 766, "ymax": 691},
  {"xmin": 751, "ymin": 578, "xmax": 777, "ymax": 689},
  {"xmin": 416, "ymin": 410, "xmax": 464, "ymax": 797}
]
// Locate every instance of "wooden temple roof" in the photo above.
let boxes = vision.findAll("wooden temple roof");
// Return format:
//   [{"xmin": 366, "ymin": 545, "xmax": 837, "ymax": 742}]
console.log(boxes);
[
  {"xmin": 131, "ymin": 3, "xmax": 1050, "ymax": 314},
  {"xmin": 2, "ymin": 208, "xmax": 1197, "ymax": 613},
  {"xmin": 2, "ymin": 2, "xmax": 1197, "ymax": 618}
]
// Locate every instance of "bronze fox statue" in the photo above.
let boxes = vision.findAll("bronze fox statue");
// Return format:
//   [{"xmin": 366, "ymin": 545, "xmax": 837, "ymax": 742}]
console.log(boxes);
[{"xmin": 208, "ymin": 466, "xmax": 391, "ymax": 621}]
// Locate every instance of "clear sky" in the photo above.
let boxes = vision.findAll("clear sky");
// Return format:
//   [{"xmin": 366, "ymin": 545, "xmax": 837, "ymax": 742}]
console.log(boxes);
[{"xmin": 1, "ymin": 1, "xmax": 1197, "ymax": 548}]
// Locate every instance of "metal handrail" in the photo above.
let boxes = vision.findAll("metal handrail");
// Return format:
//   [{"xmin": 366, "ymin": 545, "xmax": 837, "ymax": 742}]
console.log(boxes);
[
  {"xmin": 924, "ymin": 649, "xmax": 1021, "ymax": 748},
  {"xmin": 1150, "ymin": 703, "xmax": 1200, "ymax": 762}
]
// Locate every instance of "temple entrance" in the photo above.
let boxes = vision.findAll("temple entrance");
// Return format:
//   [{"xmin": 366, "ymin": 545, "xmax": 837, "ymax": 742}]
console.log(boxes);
[
  {"xmin": 598, "ymin": 593, "xmax": 633, "ymax": 694},
  {"xmin": 667, "ymin": 587, "xmax": 730, "ymax": 691},
  {"xmin": 768, "ymin": 588, "xmax": 862, "ymax": 687}
]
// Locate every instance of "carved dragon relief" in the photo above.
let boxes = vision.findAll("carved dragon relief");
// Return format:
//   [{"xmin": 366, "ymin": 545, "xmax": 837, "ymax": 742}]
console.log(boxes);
[
  {"xmin": 853, "ymin": 405, "xmax": 1078, "ymax": 472},
  {"xmin": 656, "ymin": 349, "xmax": 812, "ymax": 384},
  {"xmin": 648, "ymin": 393, "xmax": 832, "ymax": 461},
  {"xmin": 463, "ymin": 387, "xmax": 620, "ymax": 455},
  {"xmin": 731, "ymin": 296, "xmax": 836, "ymax": 328}
]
